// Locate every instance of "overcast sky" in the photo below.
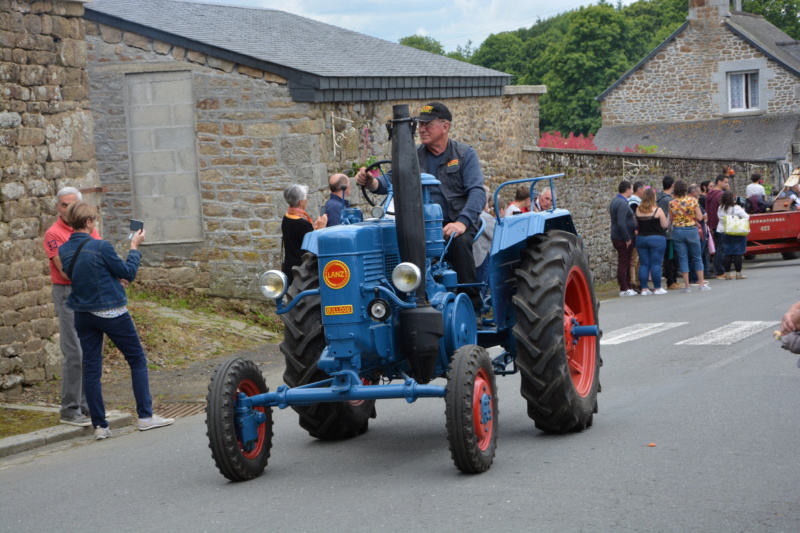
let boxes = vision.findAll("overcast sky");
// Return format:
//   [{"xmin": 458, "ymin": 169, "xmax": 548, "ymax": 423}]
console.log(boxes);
[{"xmin": 182, "ymin": 0, "xmax": 637, "ymax": 52}]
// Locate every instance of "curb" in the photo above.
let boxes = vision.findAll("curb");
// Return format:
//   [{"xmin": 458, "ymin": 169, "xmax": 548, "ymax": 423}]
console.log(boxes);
[{"xmin": 0, "ymin": 405, "xmax": 133, "ymax": 459}]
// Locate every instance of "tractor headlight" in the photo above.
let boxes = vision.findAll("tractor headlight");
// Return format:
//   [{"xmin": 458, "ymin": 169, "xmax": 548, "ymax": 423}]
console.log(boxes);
[
  {"xmin": 392, "ymin": 262, "xmax": 421, "ymax": 293},
  {"xmin": 259, "ymin": 270, "xmax": 288, "ymax": 300}
]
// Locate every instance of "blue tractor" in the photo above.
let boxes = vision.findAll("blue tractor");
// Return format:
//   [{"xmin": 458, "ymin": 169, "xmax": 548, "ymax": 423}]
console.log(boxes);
[{"xmin": 205, "ymin": 104, "xmax": 601, "ymax": 480}]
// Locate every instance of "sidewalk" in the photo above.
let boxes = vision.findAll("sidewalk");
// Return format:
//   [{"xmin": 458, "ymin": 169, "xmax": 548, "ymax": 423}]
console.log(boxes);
[{"xmin": 0, "ymin": 404, "xmax": 132, "ymax": 458}]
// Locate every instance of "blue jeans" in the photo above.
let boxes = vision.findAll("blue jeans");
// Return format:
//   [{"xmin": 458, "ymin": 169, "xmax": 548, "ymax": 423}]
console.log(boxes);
[
  {"xmin": 672, "ymin": 226, "xmax": 704, "ymax": 274},
  {"xmin": 635, "ymin": 235, "xmax": 667, "ymax": 289},
  {"xmin": 74, "ymin": 312, "xmax": 152, "ymax": 428}
]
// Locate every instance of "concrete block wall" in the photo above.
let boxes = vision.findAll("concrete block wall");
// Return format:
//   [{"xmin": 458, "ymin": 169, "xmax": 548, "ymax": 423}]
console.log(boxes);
[{"xmin": 0, "ymin": 0, "xmax": 100, "ymax": 399}]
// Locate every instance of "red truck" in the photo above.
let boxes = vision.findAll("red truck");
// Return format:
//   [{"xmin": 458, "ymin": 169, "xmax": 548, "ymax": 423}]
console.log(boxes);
[{"xmin": 745, "ymin": 208, "xmax": 800, "ymax": 260}]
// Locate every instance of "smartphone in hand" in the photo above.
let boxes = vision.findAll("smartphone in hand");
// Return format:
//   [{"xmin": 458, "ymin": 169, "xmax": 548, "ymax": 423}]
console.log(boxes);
[{"xmin": 128, "ymin": 219, "xmax": 144, "ymax": 239}]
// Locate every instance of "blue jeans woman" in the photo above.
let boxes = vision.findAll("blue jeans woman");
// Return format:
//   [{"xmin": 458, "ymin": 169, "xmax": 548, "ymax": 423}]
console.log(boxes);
[{"xmin": 636, "ymin": 234, "xmax": 667, "ymax": 291}]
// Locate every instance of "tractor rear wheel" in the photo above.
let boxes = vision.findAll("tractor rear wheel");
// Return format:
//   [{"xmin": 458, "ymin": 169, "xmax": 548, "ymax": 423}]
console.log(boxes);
[
  {"xmin": 206, "ymin": 357, "xmax": 272, "ymax": 481},
  {"xmin": 281, "ymin": 253, "xmax": 376, "ymax": 440},
  {"xmin": 445, "ymin": 345, "xmax": 498, "ymax": 474},
  {"xmin": 513, "ymin": 230, "xmax": 601, "ymax": 433},
  {"xmin": 782, "ymin": 251, "xmax": 800, "ymax": 260}
]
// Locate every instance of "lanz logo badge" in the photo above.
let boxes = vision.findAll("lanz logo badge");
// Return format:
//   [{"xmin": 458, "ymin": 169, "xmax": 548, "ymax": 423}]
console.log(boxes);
[
  {"xmin": 421, "ymin": 105, "xmax": 433, "ymax": 114},
  {"xmin": 325, "ymin": 305, "xmax": 353, "ymax": 316},
  {"xmin": 447, "ymin": 159, "xmax": 459, "ymax": 167},
  {"xmin": 323, "ymin": 260, "xmax": 350, "ymax": 289}
]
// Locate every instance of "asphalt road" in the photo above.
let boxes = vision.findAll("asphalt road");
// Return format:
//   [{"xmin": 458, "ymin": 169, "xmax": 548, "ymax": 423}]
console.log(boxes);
[{"xmin": 2, "ymin": 255, "xmax": 799, "ymax": 533}]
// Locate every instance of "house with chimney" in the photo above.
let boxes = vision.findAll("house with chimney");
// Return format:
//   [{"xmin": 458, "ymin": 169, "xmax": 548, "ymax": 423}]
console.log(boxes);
[{"xmin": 595, "ymin": 0, "xmax": 800, "ymax": 183}]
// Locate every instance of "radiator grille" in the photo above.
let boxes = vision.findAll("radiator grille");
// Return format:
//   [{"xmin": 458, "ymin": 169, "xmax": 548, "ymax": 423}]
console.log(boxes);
[{"xmin": 384, "ymin": 253, "xmax": 399, "ymax": 280}]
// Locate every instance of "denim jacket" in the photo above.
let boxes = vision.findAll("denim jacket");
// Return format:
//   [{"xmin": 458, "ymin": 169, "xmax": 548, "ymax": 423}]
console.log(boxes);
[{"xmin": 58, "ymin": 232, "xmax": 141, "ymax": 312}]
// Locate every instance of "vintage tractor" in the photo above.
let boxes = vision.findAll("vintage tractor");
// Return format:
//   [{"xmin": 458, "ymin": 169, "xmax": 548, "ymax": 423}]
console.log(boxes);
[{"xmin": 205, "ymin": 104, "xmax": 601, "ymax": 481}]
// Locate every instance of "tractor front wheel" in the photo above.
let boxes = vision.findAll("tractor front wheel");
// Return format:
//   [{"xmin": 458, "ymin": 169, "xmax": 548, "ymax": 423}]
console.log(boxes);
[
  {"xmin": 206, "ymin": 357, "xmax": 272, "ymax": 482},
  {"xmin": 445, "ymin": 345, "xmax": 498, "ymax": 474},
  {"xmin": 513, "ymin": 230, "xmax": 601, "ymax": 433},
  {"xmin": 281, "ymin": 253, "xmax": 376, "ymax": 440}
]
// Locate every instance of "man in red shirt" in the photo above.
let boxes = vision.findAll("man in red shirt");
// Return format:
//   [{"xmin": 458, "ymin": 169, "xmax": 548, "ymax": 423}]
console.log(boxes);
[{"xmin": 44, "ymin": 187, "xmax": 100, "ymax": 426}]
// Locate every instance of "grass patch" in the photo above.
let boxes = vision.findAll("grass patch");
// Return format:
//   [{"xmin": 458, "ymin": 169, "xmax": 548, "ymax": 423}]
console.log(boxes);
[{"xmin": 0, "ymin": 408, "xmax": 61, "ymax": 439}]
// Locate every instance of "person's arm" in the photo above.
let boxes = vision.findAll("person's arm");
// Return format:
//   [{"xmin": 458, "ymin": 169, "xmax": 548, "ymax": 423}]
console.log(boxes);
[
  {"xmin": 735, "ymin": 206, "xmax": 750, "ymax": 220},
  {"xmin": 313, "ymin": 214, "xmax": 328, "ymax": 230},
  {"xmin": 614, "ymin": 201, "xmax": 631, "ymax": 243},
  {"xmin": 657, "ymin": 207, "xmax": 669, "ymax": 229},
  {"xmin": 694, "ymin": 204, "xmax": 704, "ymax": 222},
  {"xmin": 52, "ymin": 255, "xmax": 68, "ymax": 280},
  {"xmin": 355, "ymin": 167, "xmax": 390, "ymax": 194},
  {"xmin": 453, "ymin": 149, "xmax": 486, "ymax": 230},
  {"xmin": 104, "ymin": 231, "xmax": 144, "ymax": 282}
]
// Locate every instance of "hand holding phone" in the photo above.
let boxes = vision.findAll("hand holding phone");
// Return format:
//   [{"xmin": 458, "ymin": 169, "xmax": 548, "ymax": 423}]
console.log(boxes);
[{"xmin": 128, "ymin": 219, "xmax": 144, "ymax": 240}]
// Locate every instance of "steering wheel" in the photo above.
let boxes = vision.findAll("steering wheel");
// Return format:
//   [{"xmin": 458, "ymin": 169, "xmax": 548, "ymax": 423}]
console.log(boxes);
[{"xmin": 361, "ymin": 159, "xmax": 392, "ymax": 207}]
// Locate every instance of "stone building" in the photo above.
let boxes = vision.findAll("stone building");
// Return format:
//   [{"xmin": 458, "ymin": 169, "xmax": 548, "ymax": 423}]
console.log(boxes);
[
  {"xmin": 83, "ymin": 0, "xmax": 545, "ymax": 298},
  {"xmin": 595, "ymin": 0, "xmax": 800, "ymax": 179},
  {"xmin": 1, "ymin": 0, "xmax": 100, "ymax": 398}
]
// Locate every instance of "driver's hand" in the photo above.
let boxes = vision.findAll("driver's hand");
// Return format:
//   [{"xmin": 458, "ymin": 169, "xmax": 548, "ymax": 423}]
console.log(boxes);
[
  {"xmin": 443, "ymin": 221, "xmax": 467, "ymax": 239},
  {"xmin": 355, "ymin": 167, "xmax": 378, "ymax": 192}
]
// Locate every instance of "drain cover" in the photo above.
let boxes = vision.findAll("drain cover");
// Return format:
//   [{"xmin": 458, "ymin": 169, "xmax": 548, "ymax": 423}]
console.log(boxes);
[{"xmin": 155, "ymin": 403, "xmax": 206, "ymax": 419}]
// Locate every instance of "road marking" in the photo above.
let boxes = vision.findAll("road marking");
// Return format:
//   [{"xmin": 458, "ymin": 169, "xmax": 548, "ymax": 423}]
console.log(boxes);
[
  {"xmin": 676, "ymin": 321, "xmax": 779, "ymax": 346},
  {"xmin": 600, "ymin": 322, "xmax": 688, "ymax": 345}
]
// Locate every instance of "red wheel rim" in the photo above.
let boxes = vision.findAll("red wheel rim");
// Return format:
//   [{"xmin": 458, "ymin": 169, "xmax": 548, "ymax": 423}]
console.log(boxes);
[
  {"xmin": 472, "ymin": 367, "xmax": 494, "ymax": 451},
  {"xmin": 236, "ymin": 378, "xmax": 266, "ymax": 459},
  {"xmin": 562, "ymin": 266, "xmax": 597, "ymax": 397}
]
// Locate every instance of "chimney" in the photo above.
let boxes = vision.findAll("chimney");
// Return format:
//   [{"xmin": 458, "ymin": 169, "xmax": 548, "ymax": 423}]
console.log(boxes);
[{"xmin": 688, "ymin": 0, "xmax": 731, "ymax": 21}]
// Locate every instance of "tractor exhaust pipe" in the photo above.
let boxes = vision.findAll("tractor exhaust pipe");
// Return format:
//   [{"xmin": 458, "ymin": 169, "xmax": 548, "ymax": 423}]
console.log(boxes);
[
  {"xmin": 390, "ymin": 104, "xmax": 443, "ymax": 383},
  {"xmin": 390, "ymin": 104, "xmax": 427, "ymax": 301}
]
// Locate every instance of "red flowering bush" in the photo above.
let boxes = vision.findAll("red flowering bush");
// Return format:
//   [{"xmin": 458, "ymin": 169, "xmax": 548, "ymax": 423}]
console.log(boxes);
[{"xmin": 539, "ymin": 131, "xmax": 598, "ymax": 150}]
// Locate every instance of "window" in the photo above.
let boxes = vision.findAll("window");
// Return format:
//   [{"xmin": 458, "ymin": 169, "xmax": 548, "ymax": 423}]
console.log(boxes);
[{"xmin": 728, "ymin": 71, "xmax": 759, "ymax": 111}]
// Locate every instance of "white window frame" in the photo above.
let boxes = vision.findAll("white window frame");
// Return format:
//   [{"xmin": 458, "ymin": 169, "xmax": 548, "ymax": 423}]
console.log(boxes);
[{"xmin": 728, "ymin": 70, "xmax": 760, "ymax": 112}]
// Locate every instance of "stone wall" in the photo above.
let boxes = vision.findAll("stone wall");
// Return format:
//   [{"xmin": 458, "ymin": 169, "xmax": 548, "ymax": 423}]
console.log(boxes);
[
  {"xmin": 0, "ymin": 0, "xmax": 99, "ymax": 399},
  {"xmin": 526, "ymin": 148, "xmax": 775, "ymax": 283},
  {"xmin": 601, "ymin": 15, "xmax": 800, "ymax": 126},
  {"xmin": 84, "ymin": 22, "xmax": 543, "ymax": 298}
]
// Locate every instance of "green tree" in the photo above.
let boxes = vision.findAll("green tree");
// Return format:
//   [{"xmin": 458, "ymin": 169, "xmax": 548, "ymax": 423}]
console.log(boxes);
[
  {"xmin": 470, "ymin": 32, "xmax": 526, "ymax": 83},
  {"xmin": 743, "ymin": 0, "xmax": 800, "ymax": 39},
  {"xmin": 446, "ymin": 40, "xmax": 475, "ymax": 62},
  {"xmin": 541, "ymin": 4, "xmax": 631, "ymax": 134},
  {"xmin": 398, "ymin": 35, "xmax": 445, "ymax": 55}
]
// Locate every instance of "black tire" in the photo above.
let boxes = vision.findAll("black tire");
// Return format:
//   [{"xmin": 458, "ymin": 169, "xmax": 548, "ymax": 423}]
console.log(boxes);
[
  {"xmin": 445, "ymin": 345, "xmax": 498, "ymax": 474},
  {"xmin": 782, "ymin": 251, "xmax": 800, "ymax": 260},
  {"xmin": 206, "ymin": 357, "xmax": 272, "ymax": 482},
  {"xmin": 281, "ymin": 253, "xmax": 376, "ymax": 440},
  {"xmin": 513, "ymin": 230, "xmax": 601, "ymax": 433}
]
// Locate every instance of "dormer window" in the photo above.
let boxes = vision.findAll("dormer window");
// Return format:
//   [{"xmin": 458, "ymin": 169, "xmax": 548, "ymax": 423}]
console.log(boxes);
[{"xmin": 728, "ymin": 71, "xmax": 759, "ymax": 110}]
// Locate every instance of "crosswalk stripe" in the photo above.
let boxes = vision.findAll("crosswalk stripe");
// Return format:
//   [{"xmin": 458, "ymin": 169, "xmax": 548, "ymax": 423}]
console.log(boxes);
[
  {"xmin": 600, "ymin": 322, "xmax": 688, "ymax": 345},
  {"xmin": 675, "ymin": 321, "xmax": 779, "ymax": 346}
]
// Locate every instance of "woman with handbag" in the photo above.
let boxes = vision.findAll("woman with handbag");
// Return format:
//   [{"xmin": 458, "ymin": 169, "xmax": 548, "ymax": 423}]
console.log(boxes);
[
  {"xmin": 58, "ymin": 201, "xmax": 174, "ymax": 439},
  {"xmin": 716, "ymin": 190, "xmax": 750, "ymax": 279}
]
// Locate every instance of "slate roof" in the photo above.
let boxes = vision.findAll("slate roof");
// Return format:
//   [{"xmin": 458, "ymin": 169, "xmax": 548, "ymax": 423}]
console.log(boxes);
[
  {"xmin": 84, "ymin": 0, "xmax": 511, "ymax": 103},
  {"xmin": 594, "ymin": 114, "xmax": 800, "ymax": 160}
]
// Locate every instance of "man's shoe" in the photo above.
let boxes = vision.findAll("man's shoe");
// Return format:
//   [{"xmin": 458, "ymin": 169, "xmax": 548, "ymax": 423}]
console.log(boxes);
[
  {"xmin": 715, "ymin": 274, "xmax": 727, "ymax": 280},
  {"xmin": 699, "ymin": 285, "xmax": 712, "ymax": 292},
  {"xmin": 667, "ymin": 283, "xmax": 684, "ymax": 290},
  {"xmin": 94, "ymin": 427, "xmax": 111, "ymax": 440},
  {"xmin": 725, "ymin": 273, "xmax": 733, "ymax": 280},
  {"xmin": 681, "ymin": 287, "xmax": 692, "ymax": 293},
  {"xmin": 619, "ymin": 289, "xmax": 638, "ymax": 297},
  {"xmin": 138, "ymin": 414, "xmax": 175, "ymax": 431},
  {"xmin": 736, "ymin": 272, "xmax": 747, "ymax": 279},
  {"xmin": 61, "ymin": 413, "xmax": 92, "ymax": 427}
]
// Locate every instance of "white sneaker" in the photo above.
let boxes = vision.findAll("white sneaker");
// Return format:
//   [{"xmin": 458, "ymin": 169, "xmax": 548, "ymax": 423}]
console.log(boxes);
[
  {"xmin": 653, "ymin": 288, "xmax": 668, "ymax": 295},
  {"xmin": 619, "ymin": 289, "xmax": 638, "ymax": 297},
  {"xmin": 640, "ymin": 288, "xmax": 652, "ymax": 296},
  {"xmin": 94, "ymin": 427, "xmax": 112, "ymax": 440},
  {"xmin": 699, "ymin": 285, "xmax": 712, "ymax": 292},
  {"xmin": 138, "ymin": 414, "xmax": 175, "ymax": 431}
]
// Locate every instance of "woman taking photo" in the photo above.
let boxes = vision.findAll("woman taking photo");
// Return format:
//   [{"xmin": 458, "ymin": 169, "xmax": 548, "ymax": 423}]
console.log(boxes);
[
  {"xmin": 59, "ymin": 202, "xmax": 173, "ymax": 440},
  {"xmin": 717, "ymin": 190, "xmax": 750, "ymax": 279},
  {"xmin": 669, "ymin": 180, "xmax": 711, "ymax": 293},
  {"xmin": 281, "ymin": 184, "xmax": 327, "ymax": 285},
  {"xmin": 635, "ymin": 188, "xmax": 670, "ymax": 295}
]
